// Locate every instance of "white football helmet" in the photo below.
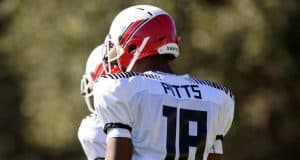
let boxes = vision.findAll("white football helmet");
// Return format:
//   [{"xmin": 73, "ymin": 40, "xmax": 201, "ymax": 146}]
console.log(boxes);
[
  {"xmin": 104, "ymin": 5, "xmax": 180, "ymax": 72},
  {"xmin": 80, "ymin": 44, "xmax": 120, "ymax": 113}
]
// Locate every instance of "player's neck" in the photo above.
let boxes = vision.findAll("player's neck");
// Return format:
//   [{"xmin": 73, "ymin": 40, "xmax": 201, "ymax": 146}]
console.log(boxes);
[
  {"xmin": 131, "ymin": 55, "xmax": 174, "ymax": 73},
  {"xmin": 132, "ymin": 64, "xmax": 173, "ymax": 73}
]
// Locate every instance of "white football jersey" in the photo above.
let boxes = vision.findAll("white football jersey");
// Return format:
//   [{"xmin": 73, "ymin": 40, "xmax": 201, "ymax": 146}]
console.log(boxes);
[
  {"xmin": 94, "ymin": 71, "xmax": 234, "ymax": 160},
  {"xmin": 78, "ymin": 114, "xmax": 106, "ymax": 160}
]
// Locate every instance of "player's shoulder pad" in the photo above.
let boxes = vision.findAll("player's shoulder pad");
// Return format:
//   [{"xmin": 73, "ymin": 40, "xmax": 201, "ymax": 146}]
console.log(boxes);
[
  {"xmin": 189, "ymin": 77, "xmax": 235, "ymax": 100},
  {"xmin": 98, "ymin": 71, "xmax": 161, "ymax": 80}
]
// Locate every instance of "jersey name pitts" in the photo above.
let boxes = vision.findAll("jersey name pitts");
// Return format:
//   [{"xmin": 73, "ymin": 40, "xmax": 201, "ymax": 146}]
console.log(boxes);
[{"xmin": 160, "ymin": 82, "xmax": 202, "ymax": 99}]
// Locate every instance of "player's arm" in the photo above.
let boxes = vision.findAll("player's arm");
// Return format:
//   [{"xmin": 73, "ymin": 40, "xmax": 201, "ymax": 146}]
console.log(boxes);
[
  {"xmin": 208, "ymin": 153, "xmax": 222, "ymax": 160},
  {"xmin": 106, "ymin": 137, "xmax": 133, "ymax": 160},
  {"xmin": 208, "ymin": 137, "xmax": 224, "ymax": 160},
  {"xmin": 208, "ymin": 93, "xmax": 235, "ymax": 160},
  {"xmin": 93, "ymin": 77, "xmax": 138, "ymax": 160}
]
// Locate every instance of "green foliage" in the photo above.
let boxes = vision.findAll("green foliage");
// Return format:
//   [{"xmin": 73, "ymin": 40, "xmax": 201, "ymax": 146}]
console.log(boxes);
[{"xmin": 0, "ymin": 0, "xmax": 299, "ymax": 159}]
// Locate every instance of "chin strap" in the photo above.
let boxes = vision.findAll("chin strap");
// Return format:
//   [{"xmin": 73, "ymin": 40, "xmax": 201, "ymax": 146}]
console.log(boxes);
[{"xmin": 126, "ymin": 36, "xmax": 150, "ymax": 72}]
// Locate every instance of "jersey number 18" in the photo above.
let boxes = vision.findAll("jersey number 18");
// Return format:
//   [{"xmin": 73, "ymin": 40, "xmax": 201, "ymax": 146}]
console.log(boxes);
[{"xmin": 163, "ymin": 105, "xmax": 207, "ymax": 160}]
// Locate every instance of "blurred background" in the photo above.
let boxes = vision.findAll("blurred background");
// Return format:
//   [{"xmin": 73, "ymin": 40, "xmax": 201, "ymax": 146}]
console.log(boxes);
[{"xmin": 0, "ymin": 0, "xmax": 299, "ymax": 159}]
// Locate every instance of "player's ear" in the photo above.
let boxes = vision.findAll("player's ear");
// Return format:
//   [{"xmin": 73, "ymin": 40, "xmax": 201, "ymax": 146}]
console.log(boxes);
[{"xmin": 177, "ymin": 36, "xmax": 181, "ymax": 44}]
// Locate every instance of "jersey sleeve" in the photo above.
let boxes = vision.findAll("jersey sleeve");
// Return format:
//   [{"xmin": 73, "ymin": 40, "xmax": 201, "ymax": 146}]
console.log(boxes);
[
  {"xmin": 78, "ymin": 114, "xmax": 106, "ymax": 160},
  {"xmin": 220, "ymin": 95, "xmax": 235, "ymax": 137},
  {"xmin": 93, "ymin": 76, "xmax": 140, "ymax": 139},
  {"xmin": 210, "ymin": 94, "xmax": 235, "ymax": 154}
]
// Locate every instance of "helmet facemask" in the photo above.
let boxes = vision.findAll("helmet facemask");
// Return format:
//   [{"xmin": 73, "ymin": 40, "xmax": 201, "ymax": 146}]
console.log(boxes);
[
  {"xmin": 80, "ymin": 44, "xmax": 120, "ymax": 113},
  {"xmin": 80, "ymin": 72, "xmax": 96, "ymax": 113},
  {"xmin": 104, "ymin": 35, "xmax": 150, "ymax": 72}
]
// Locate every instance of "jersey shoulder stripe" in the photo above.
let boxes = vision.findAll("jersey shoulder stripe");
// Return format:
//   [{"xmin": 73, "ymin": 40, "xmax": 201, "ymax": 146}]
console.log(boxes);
[
  {"xmin": 100, "ymin": 71, "xmax": 161, "ymax": 80},
  {"xmin": 190, "ymin": 77, "xmax": 234, "ymax": 99}
]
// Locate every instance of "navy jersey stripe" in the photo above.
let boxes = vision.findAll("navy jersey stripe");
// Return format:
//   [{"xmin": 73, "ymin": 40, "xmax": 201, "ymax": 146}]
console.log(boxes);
[
  {"xmin": 190, "ymin": 78, "xmax": 234, "ymax": 99},
  {"xmin": 101, "ymin": 72, "xmax": 161, "ymax": 80}
]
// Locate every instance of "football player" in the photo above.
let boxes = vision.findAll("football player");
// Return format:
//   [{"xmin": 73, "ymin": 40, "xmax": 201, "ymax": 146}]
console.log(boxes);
[
  {"xmin": 78, "ymin": 44, "xmax": 120, "ymax": 160},
  {"xmin": 94, "ymin": 5, "xmax": 234, "ymax": 160}
]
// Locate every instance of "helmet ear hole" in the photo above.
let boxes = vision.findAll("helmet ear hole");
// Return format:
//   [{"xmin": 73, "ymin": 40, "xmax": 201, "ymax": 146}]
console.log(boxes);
[
  {"xmin": 159, "ymin": 36, "xmax": 165, "ymax": 42},
  {"xmin": 128, "ymin": 44, "xmax": 137, "ymax": 53}
]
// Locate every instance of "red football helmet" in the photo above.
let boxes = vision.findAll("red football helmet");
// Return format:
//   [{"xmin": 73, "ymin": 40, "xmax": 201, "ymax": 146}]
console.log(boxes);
[{"xmin": 104, "ymin": 5, "xmax": 180, "ymax": 71}]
